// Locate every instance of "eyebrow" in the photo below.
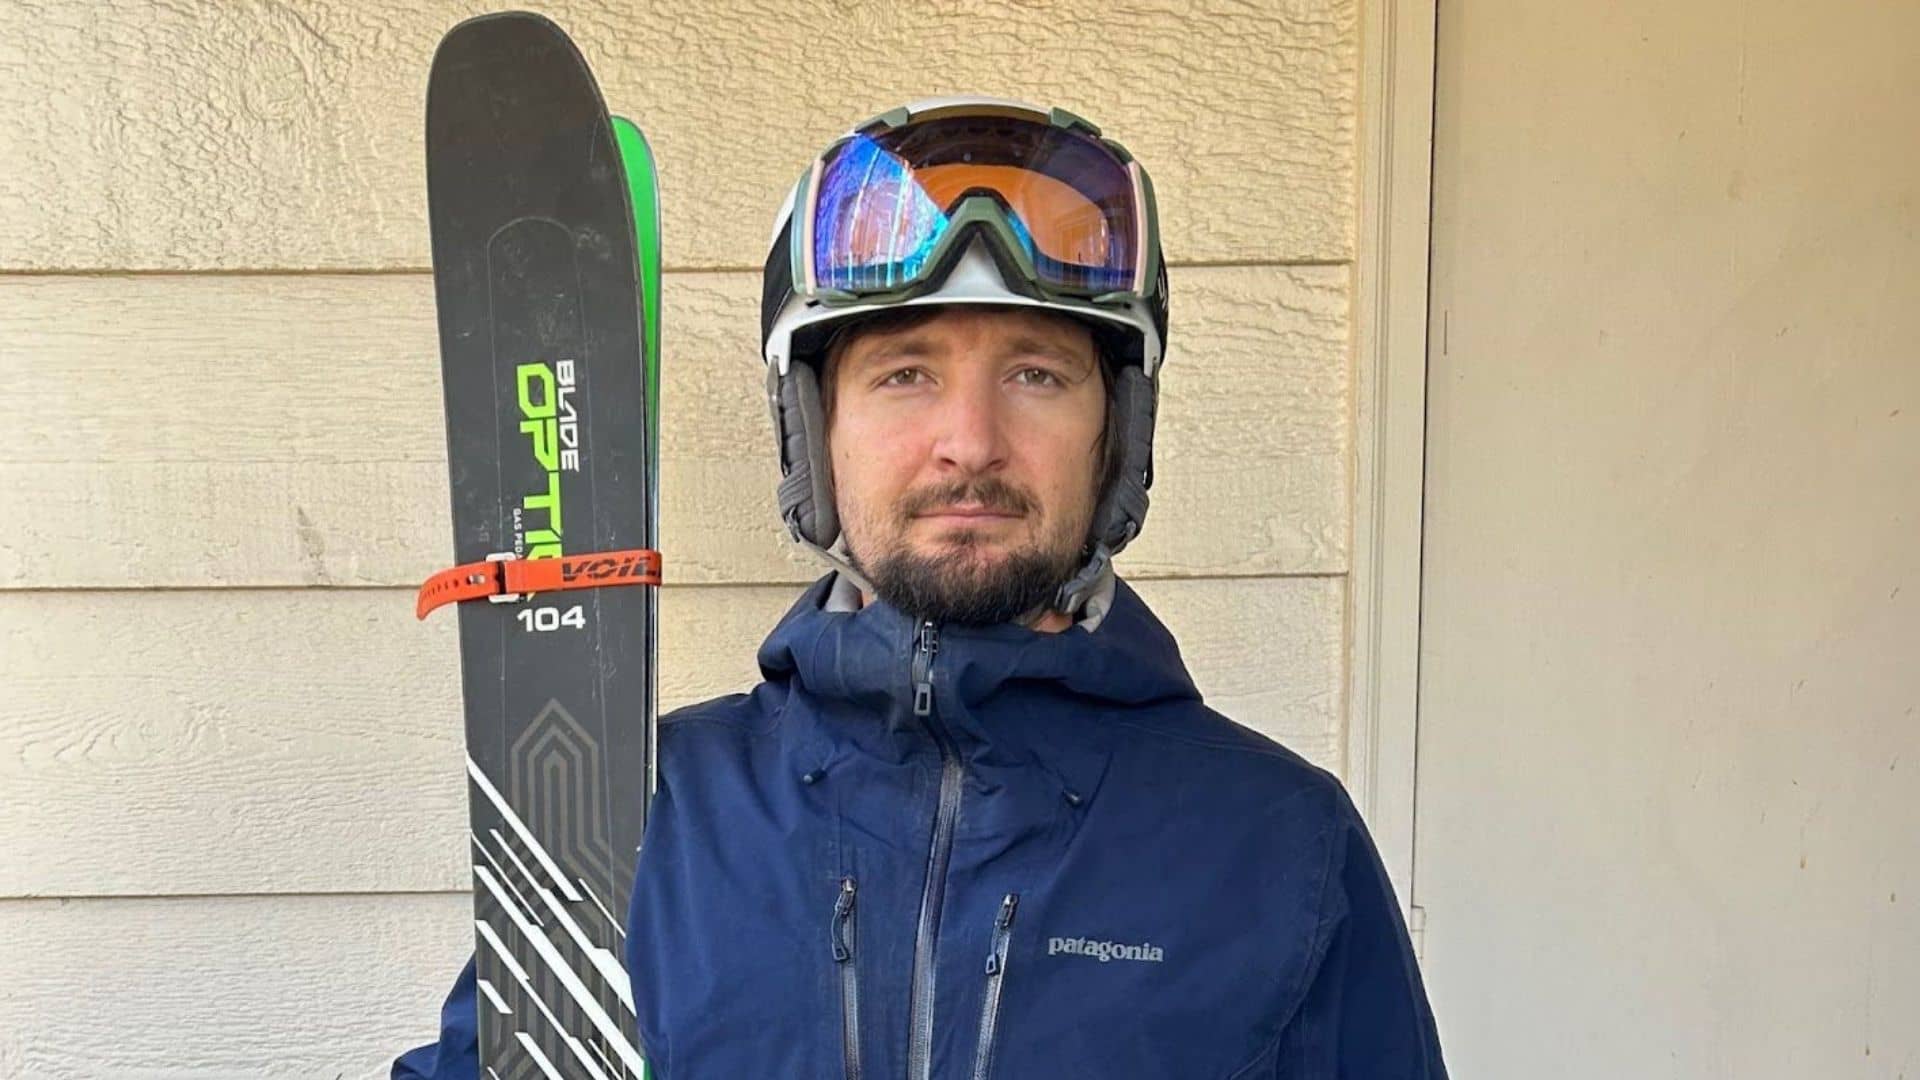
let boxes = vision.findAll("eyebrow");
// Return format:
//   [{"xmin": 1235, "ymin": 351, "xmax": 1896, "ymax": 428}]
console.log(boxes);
[
  {"xmin": 850, "ymin": 332, "xmax": 1094, "ymax": 375},
  {"xmin": 852, "ymin": 336, "xmax": 942, "ymax": 365},
  {"xmin": 1000, "ymin": 334, "xmax": 1097, "ymax": 374}
]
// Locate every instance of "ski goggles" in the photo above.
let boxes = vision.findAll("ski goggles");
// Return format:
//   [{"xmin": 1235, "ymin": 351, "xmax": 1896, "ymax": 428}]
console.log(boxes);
[{"xmin": 790, "ymin": 102, "xmax": 1161, "ymax": 304}]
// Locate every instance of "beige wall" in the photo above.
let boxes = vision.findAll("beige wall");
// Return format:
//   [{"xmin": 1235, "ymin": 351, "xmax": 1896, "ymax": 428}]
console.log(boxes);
[
  {"xmin": 1415, "ymin": 1, "xmax": 1920, "ymax": 1075},
  {"xmin": 1, "ymin": 2, "xmax": 1360, "ymax": 1074}
]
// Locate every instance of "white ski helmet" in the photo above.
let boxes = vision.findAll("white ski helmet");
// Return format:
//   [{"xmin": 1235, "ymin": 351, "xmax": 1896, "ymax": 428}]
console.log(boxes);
[{"xmin": 759, "ymin": 95, "xmax": 1170, "ymax": 616}]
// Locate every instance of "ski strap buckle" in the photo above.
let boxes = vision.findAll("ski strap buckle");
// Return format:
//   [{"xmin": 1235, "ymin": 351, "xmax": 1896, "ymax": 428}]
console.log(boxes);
[{"xmin": 415, "ymin": 548, "xmax": 663, "ymax": 620}]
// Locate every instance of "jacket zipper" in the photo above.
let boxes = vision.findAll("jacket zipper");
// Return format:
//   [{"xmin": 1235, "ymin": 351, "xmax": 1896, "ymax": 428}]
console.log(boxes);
[
  {"xmin": 832, "ymin": 877, "xmax": 862, "ymax": 1080},
  {"xmin": 907, "ymin": 619, "xmax": 961, "ymax": 1080},
  {"xmin": 971, "ymin": 893, "xmax": 1019, "ymax": 1080},
  {"xmin": 911, "ymin": 619, "xmax": 939, "ymax": 718}
]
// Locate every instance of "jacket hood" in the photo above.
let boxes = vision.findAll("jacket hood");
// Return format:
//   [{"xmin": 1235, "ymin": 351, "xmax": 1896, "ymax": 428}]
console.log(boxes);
[
  {"xmin": 753, "ymin": 569, "xmax": 1203, "ymax": 835},
  {"xmin": 756, "ymin": 571, "xmax": 1202, "ymax": 716}
]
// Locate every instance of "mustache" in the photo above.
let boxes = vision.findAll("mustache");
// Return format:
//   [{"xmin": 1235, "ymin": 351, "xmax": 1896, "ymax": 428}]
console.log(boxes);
[{"xmin": 899, "ymin": 477, "xmax": 1034, "ymax": 519}]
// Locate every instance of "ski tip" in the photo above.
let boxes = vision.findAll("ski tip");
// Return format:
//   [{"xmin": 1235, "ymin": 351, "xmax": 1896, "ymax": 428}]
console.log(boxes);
[
  {"xmin": 434, "ymin": 9, "xmax": 567, "ymax": 53},
  {"xmin": 429, "ymin": 10, "xmax": 566, "ymax": 85},
  {"xmin": 614, "ymin": 117, "xmax": 661, "ymax": 164}
]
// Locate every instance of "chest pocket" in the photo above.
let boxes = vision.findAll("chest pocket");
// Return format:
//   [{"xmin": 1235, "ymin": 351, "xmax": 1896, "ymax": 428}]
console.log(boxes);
[{"xmin": 978, "ymin": 915, "xmax": 1288, "ymax": 1079}]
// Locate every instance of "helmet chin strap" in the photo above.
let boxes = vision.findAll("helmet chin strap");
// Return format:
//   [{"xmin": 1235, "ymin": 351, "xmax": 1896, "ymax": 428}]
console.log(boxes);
[
  {"xmin": 797, "ymin": 534, "xmax": 879, "ymax": 599},
  {"xmin": 1051, "ymin": 540, "xmax": 1116, "ymax": 620}
]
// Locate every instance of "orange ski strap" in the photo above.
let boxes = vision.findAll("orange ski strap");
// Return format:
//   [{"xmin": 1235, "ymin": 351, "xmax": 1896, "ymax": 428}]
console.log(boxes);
[{"xmin": 415, "ymin": 548, "xmax": 662, "ymax": 620}]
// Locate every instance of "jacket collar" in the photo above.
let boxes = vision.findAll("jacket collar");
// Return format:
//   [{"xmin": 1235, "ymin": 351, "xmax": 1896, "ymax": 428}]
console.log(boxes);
[{"xmin": 757, "ymin": 569, "xmax": 1201, "ymax": 809}]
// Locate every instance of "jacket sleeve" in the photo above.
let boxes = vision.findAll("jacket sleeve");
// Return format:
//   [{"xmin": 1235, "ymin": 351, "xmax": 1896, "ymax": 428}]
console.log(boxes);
[
  {"xmin": 1270, "ymin": 786, "xmax": 1449, "ymax": 1079},
  {"xmin": 390, "ymin": 954, "xmax": 479, "ymax": 1080}
]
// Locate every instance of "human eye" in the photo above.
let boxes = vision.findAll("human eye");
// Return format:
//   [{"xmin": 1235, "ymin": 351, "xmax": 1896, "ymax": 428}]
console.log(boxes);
[
  {"xmin": 879, "ymin": 366, "xmax": 925, "ymax": 387},
  {"xmin": 1014, "ymin": 366, "xmax": 1064, "ymax": 387}
]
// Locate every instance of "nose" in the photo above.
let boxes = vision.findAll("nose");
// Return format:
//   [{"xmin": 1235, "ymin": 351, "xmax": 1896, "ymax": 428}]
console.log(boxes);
[{"xmin": 929, "ymin": 368, "xmax": 1011, "ymax": 476}]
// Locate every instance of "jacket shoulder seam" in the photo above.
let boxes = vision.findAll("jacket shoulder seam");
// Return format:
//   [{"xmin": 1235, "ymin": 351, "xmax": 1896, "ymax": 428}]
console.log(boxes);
[
  {"xmin": 657, "ymin": 691, "xmax": 781, "ymax": 742},
  {"xmin": 1105, "ymin": 711, "xmax": 1299, "ymax": 761}
]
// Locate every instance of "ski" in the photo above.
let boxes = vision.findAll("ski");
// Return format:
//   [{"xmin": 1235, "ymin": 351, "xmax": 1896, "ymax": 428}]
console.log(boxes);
[{"xmin": 423, "ymin": 11, "xmax": 660, "ymax": 1077}]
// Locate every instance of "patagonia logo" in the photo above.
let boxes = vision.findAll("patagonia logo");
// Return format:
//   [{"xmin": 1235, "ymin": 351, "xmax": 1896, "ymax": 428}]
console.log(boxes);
[{"xmin": 1047, "ymin": 936, "xmax": 1165, "ymax": 964}]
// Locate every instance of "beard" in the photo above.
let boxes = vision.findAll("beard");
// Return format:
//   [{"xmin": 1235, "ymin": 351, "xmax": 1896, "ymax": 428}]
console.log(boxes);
[{"xmin": 843, "ymin": 475, "xmax": 1090, "ymax": 628}]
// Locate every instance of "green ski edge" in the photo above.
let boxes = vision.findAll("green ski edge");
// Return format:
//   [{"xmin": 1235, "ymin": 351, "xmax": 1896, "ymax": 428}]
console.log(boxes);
[
  {"xmin": 611, "ymin": 114, "xmax": 662, "ymax": 1080},
  {"xmin": 612, "ymin": 117, "xmax": 663, "ymax": 465}
]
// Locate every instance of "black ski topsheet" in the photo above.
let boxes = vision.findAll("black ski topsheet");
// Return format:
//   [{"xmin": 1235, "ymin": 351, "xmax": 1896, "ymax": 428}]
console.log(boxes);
[{"xmin": 426, "ymin": 12, "xmax": 654, "ymax": 1078}]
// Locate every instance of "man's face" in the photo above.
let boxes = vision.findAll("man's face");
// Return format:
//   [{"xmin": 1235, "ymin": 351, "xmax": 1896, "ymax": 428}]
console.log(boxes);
[{"xmin": 825, "ymin": 306, "xmax": 1108, "ymax": 627}]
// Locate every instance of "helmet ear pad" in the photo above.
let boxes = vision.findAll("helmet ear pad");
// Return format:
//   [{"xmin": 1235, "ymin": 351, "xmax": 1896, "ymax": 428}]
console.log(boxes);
[
  {"xmin": 1088, "ymin": 362, "xmax": 1157, "ymax": 554},
  {"xmin": 1050, "ymin": 361, "xmax": 1156, "ymax": 616},
  {"xmin": 769, "ymin": 359, "xmax": 840, "ymax": 551}
]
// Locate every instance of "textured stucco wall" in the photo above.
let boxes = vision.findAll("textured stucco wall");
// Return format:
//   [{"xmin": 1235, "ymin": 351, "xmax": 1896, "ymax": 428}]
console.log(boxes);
[{"xmin": 0, "ymin": 1, "xmax": 1360, "ymax": 1074}]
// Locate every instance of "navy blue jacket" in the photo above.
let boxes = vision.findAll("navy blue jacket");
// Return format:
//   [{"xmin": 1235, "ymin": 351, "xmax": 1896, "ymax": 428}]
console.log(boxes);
[{"xmin": 395, "ymin": 572, "xmax": 1446, "ymax": 1078}]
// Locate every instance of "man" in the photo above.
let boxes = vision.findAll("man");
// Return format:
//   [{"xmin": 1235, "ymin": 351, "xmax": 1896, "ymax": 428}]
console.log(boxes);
[{"xmin": 397, "ymin": 97, "xmax": 1446, "ymax": 1079}]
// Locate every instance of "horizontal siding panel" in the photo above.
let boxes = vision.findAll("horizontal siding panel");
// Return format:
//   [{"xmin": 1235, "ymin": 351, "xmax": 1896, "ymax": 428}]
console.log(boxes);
[
  {"xmin": 0, "ymin": 1, "xmax": 1354, "ymax": 272},
  {"xmin": 1, "ymin": 576, "xmax": 1343, "ymax": 898},
  {"xmin": 5, "ymin": 265, "xmax": 1348, "ymax": 587},
  {"xmin": 0, "ymin": 892, "xmax": 474, "ymax": 1080},
  {"xmin": 2, "ymin": 582, "xmax": 786, "ymax": 900}
]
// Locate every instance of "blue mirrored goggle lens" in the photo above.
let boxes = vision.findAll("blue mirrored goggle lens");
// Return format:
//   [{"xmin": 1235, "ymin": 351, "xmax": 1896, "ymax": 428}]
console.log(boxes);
[
  {"xmin": 812, "ymin": 134, "xmax": 951, "ymax": 292},
  {"xmin": 809, "ymin": 117, "xmax": 1139, "ymax": 296}
]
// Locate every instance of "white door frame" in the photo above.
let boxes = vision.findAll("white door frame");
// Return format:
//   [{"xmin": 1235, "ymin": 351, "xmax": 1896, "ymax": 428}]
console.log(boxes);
[{"xmin": 1346, "ymin": 0, "xmax": 1438, "ymax": 919}]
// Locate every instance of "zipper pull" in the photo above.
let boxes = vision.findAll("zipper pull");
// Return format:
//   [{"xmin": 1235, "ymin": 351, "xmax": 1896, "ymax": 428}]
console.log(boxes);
[
  {"xmin": 984, "ymin": 893, "xmax": 1018, "ymax": 975},
  {"xmin": 911, "ymin": 620, "xmax": 940, "ymax": 717},
  {"xmin": 832, "ymin": 877, "xmax": 857, "ymax": 963}
]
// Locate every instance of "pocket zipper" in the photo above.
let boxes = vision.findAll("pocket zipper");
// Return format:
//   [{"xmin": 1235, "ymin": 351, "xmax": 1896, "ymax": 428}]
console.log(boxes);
[
  {"xmin": 971, "ymin": 893, "xmax": 1020, "ymax": 1080},
  {"xmin": 833, "ymin": 877, "xmax": 862, "ymax": 1080}
]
